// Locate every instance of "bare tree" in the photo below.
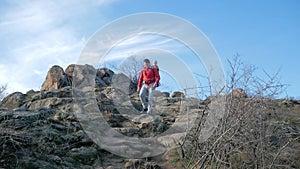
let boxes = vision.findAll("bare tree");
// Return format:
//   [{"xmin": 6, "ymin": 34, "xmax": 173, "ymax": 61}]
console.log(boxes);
[
  {"xmin": 180, "ymin": 55, "xmax": 298, "ymax": 169},
  {"xmin": 107, "ymin": 56, "xmax": 144, "ymax": 94},
  {"xmin": 0, "ymin": 84, "xmax": 8, "ymax": 101},
  {"xmin": 116, "ymin": 55, "xmax": 143, "ymax": 85}
]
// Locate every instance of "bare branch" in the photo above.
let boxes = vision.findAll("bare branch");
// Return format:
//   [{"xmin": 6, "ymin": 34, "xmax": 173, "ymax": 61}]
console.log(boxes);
[
  {"xmin": 180, "ymin": 55, "xmax": 296, "ymax": 169},
  {"xmin": 0, "ymin": 83, "xmax": 8, "ymax": 101}
]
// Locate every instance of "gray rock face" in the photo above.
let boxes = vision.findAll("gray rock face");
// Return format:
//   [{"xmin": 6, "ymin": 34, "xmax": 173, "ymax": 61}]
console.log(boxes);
[
  {"xmin": 97, "ymin": 68, "xmax": 114, "ymax": 79},
  {"xmin": 95, "ymin": 67, "xmax": 114, "ymax": 88},
  {"xmin": 65, "ymin": 64, "xmax": 75, "ymax": 77},
  {"xmin": 0, "ymin": 89, "xmax": 102, "ymax": 168},
  {"xmin": 0, "ymin": 92, "xmax": 26, "ymax": 110},
  {"xmin": 41, "ymin": 64, "xmax": 115, "ymax": 91},
  {"xmin": 0, "ymin": 84, "xmax": 184, "ymax": 168},
  {"xmin": 171, "ymin": 91, "xmax": 185, "ymax": 98},
  {"xmin": 41, "ymin": 65, "xmax": 65, "ymax": 91},
  {"xmin": 2, "ymin": 64, "xmax": 299, "ymax": 168},
  {"xmin": 162, "ymin": 92, "xmax": 170, "ymax": 98},
  {"xmin": 0, "ymin": 64, "xmax": 207, "ymax": 168},
  {"xmin": 41, "ymin": 65, "xmax": 73, "ymax": 91},
  {"xmin": 231, "ymin": 88, "xmax": 247, "ymax": 98}
]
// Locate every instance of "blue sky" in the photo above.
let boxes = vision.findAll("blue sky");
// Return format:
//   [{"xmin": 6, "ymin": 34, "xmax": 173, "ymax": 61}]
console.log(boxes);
[{"xmin": 0, "ymin": 0, "xmax": 299, "ymax": 98}]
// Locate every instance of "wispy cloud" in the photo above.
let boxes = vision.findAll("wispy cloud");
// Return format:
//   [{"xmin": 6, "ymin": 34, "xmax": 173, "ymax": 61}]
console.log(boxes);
[
  {"xmin": 0, "ymin": 0, "xmax": 119, "ymax": 93},
  {"xmin": 103, "ymin": 34, "xmax": 185, "ymax": 62}
]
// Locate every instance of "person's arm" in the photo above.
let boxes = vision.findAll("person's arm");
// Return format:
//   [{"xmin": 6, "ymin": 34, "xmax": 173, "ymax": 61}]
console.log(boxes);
[
  {"xmin": 153, "ymin": 68, "xmax": 160, "ymax": 87},
  {"xmin": 137, "ymin": 70, "xmax": 143, "ymax": 92}
]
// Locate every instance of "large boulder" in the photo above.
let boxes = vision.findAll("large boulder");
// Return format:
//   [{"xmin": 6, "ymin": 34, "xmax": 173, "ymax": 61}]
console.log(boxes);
[
  {"xmin": 96, "ymin": 68, "xmax": 114, "ymax": 79},
  {"xmin": 41, "ymin": 65, "xmax": 115, "ymax": 91},
  {"xmin": 231, "ymin": 88, "xmax": 247, "ymax": 98},
  {"xmin": 41, "ymin": 65, "xmax": 65, "ymax": 91},
  {"xmin": 65, "ymin": 64, "xmax": 75, "ymax": 77},
  {"xmin": 95, "ymin": 68, "xmax": 114, "ymax": 88},
  {"xmin": 171, "ymin": 91, "xmax": 185, "ymax": 98},
  {"xmin": 0, "ymin": 92, "xmax": 26, "ymax": 110},
  {"xmin": 162, "ymin": 92, "xmax": 170, "ymax": 98}
]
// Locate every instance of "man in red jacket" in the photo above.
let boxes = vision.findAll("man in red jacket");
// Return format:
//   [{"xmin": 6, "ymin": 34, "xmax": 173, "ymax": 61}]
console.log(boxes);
[{"xmin": 137, "ymin": 59, "xmax": 160, "ymax": 114}]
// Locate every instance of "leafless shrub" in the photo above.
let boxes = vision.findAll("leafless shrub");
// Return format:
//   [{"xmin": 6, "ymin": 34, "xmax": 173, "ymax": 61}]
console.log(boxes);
[
  {"xmin": 180, "ymin": 55, "xmax": 298, "ymax": 169},
  {"xmin": 0, "ymin": 84, "xmax": 8, "ymax": 101},
  {"xmin": 109, "ymin": 55, "xmax": 143, "ymax": 85}
]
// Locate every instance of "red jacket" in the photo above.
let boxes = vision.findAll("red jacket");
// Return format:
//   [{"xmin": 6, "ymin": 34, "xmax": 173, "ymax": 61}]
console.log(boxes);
[{"xmin": 137, "ymin": 67, "xmax": 160, "ymax": 88}]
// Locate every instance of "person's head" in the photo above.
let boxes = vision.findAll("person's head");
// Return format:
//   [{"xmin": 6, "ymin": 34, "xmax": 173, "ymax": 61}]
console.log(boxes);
[
  {"xmin": 153, "ymin": 60, "xmax": 157, "ymax": 66},
  {"xmin": 143, "ymin": 58, "xmax": 150, "ymax": 68}
]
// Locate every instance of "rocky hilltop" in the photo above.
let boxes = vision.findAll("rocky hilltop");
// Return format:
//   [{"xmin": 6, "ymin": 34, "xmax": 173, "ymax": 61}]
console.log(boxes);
[
  {"xmin": 0, "ymin": 64, "xmax": 196, "ymax": 169},
  {"xmin": 0, "ymin": 64, "xmax": 299, "ymax": 169}
]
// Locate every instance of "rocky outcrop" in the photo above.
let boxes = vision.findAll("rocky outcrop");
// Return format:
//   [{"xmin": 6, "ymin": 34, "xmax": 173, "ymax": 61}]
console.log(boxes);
[
  {"xmin": 41, "ymin": 65, "xmax": 114, "ymax": 91},
  {"xmin": 0, "ymin": 90, "xmax": 39, "ymax": 110},
  {"xmin": 0, "ymin": 83, "xmax": 191, "ymax": 168},
  {"xmin": 162, "ymin": 92, "xmax": 170, "ymax": 98},
  {"xmin": 231, "ymin": 88, "xmax": 247, "ymax": 98},
  {"xmin": 170, "ymin": 91, "xmax": 185, "ymax": 102},
  {"xmin": 41, "ymin": 65, "xmax": 65, "ymax": 91},
  {"xmin": 65, "ymin": 64, "xmax": 75, "ymax": 77},
  {"xmin": 0, "ymin": 92, "xmax": 25, "ymax": 109},
  {"xmin": 95, "ymin": 68, "xmax": 114, "ymax": 88},
  {"xmin": 0, "ymin": 64, "xmax": 200, "ymax": 168},
  {"xmin": 171, "ymin": 91, "xmax": 185, "ymax": 98},
  {"xmin": 0, "ymin": 85, "xmax": 124, "ymax": 168},
  {"xmin": 0, "ymin": 106, "xmax": 102, "ymax": 168},
  {"xmin": 1, "ymin": 64, "xmax": 299, "ymax": 169}
]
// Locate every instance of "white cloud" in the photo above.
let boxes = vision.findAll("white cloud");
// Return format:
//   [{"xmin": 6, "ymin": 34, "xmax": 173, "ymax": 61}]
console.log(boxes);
[
  {"xmin": 0, "ymin": 0, "xmax": 119, "ymax": 94},
  {"xmin": 103, "ymin": 34, "xmax": 184, "ymax": 62}
]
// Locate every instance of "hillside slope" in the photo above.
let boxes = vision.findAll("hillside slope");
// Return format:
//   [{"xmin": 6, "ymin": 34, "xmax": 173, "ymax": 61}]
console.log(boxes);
[{"xmin": 0, "ymin": 64, "xmax": 299, "ymax": 169}]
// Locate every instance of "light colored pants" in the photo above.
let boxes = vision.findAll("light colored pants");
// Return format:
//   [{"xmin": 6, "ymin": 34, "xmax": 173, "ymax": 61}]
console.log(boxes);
[{"xmin": 139, "ymin": 84, "xmax": 155, "ymax": 110}]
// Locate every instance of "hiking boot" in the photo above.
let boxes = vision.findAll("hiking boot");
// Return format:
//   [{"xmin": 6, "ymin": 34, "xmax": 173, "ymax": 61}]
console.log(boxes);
[{"xmin": 140, "ymin": 108, "xmax": 148, "ymax": 113}]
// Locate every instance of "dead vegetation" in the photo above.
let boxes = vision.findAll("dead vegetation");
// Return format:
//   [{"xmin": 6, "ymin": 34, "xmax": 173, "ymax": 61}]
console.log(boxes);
[{"xmin": 178, "ymin": 56, "xmax": 299, "ymax": 169}]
